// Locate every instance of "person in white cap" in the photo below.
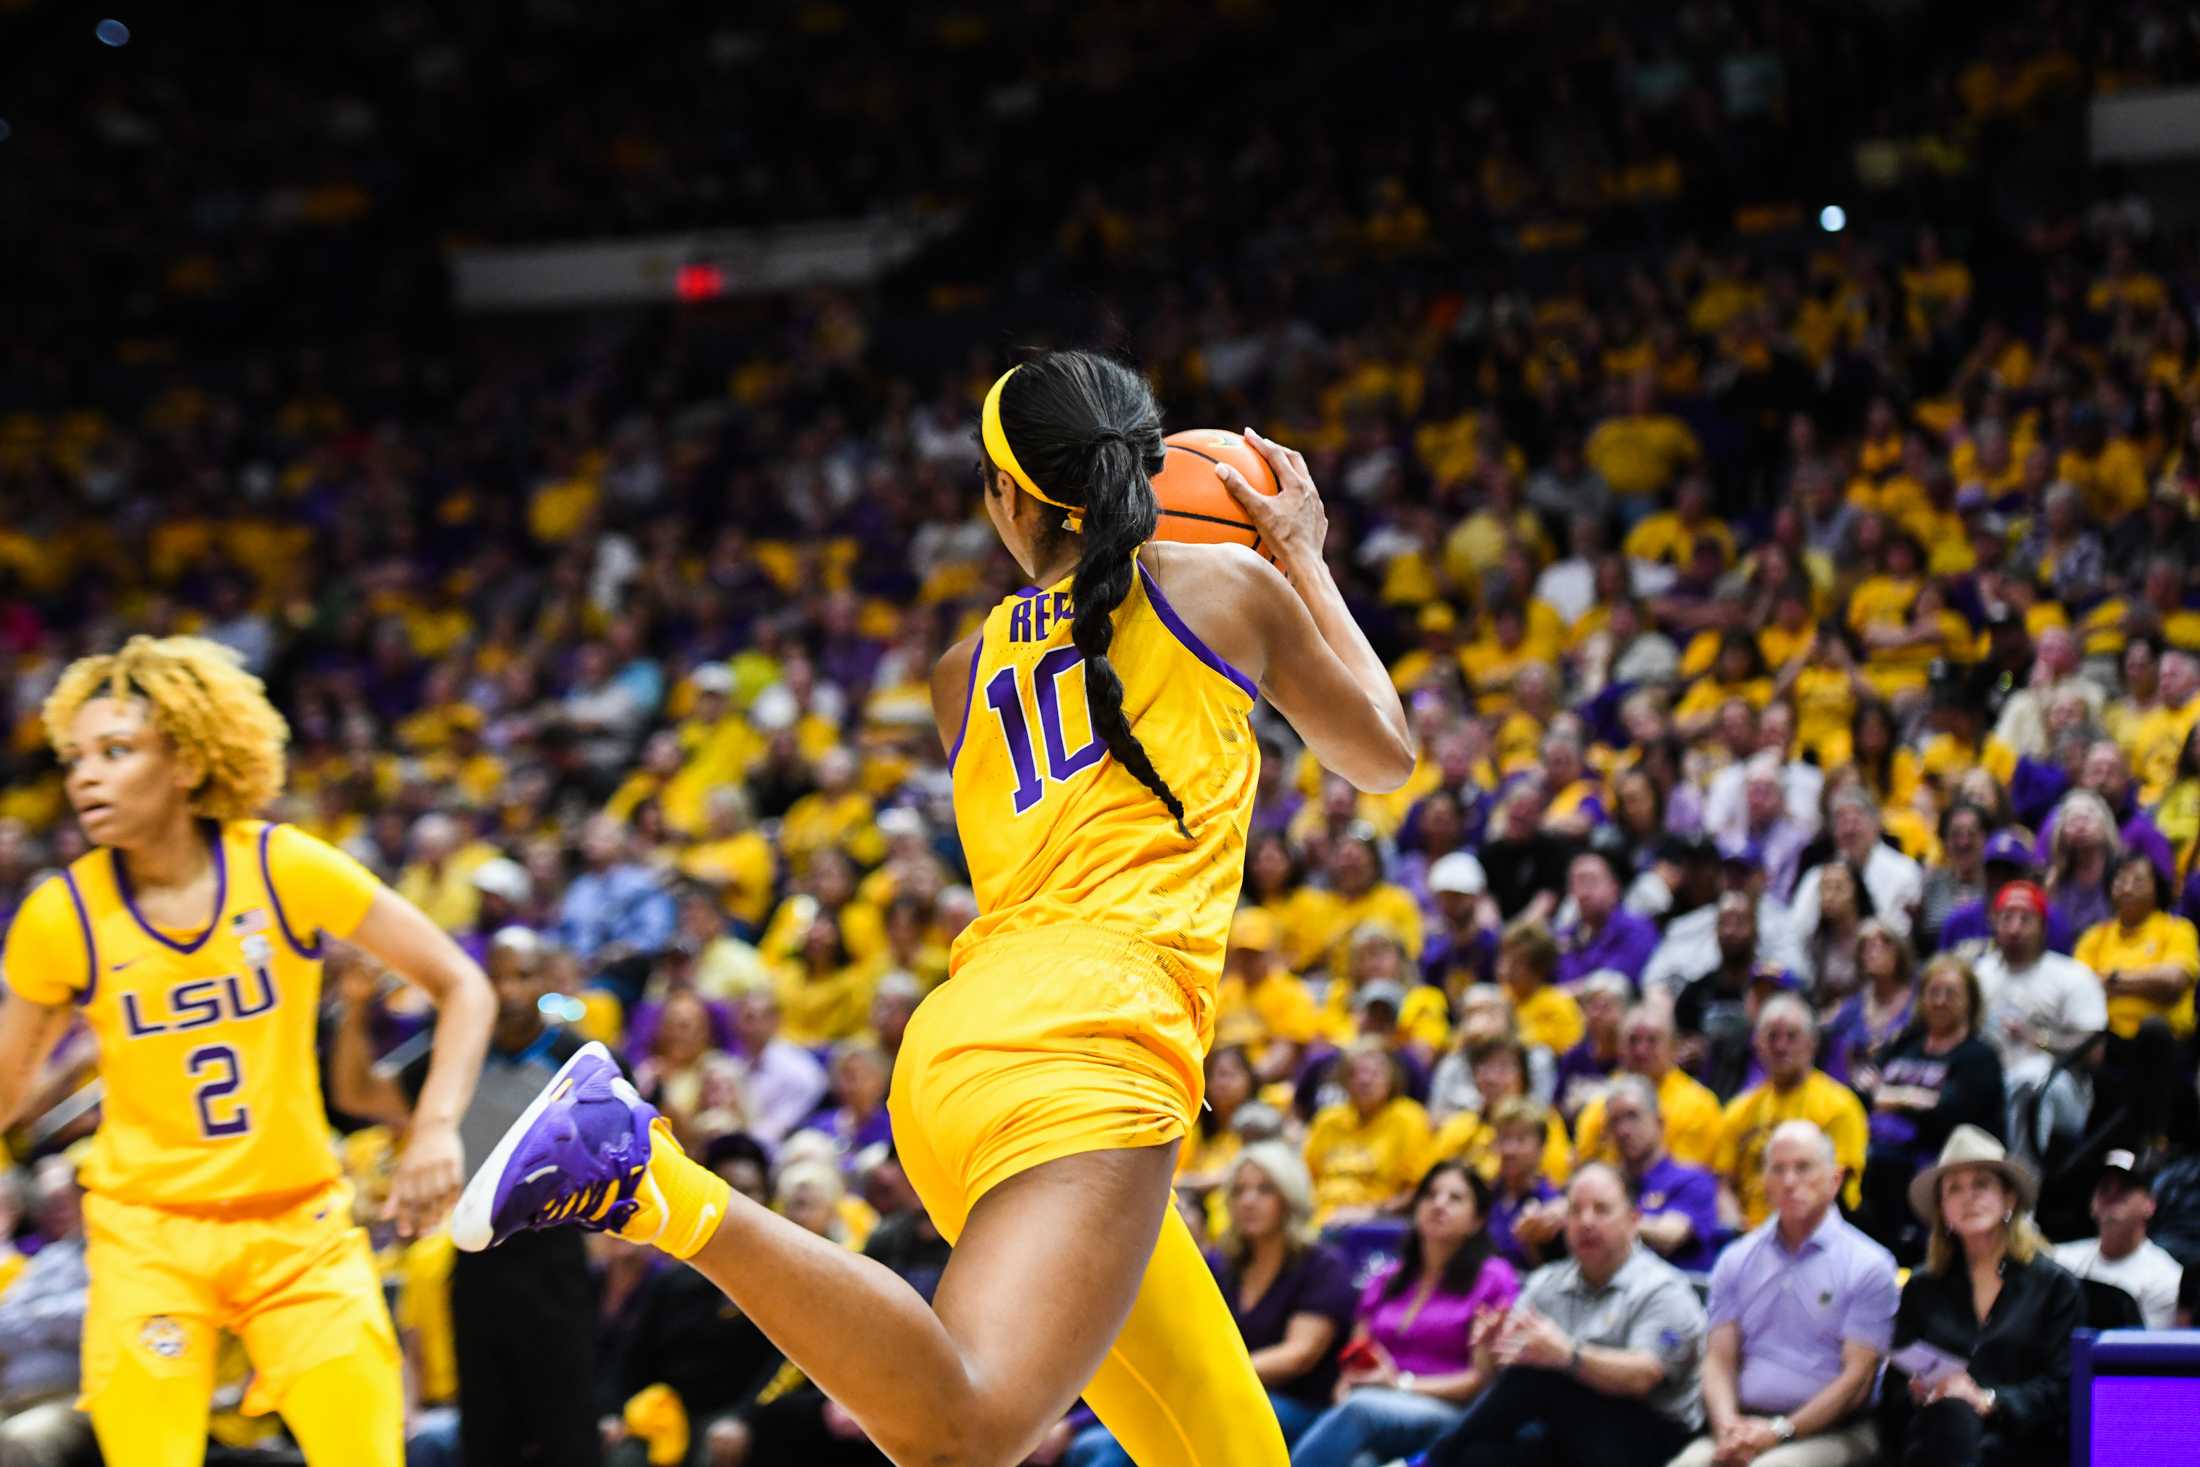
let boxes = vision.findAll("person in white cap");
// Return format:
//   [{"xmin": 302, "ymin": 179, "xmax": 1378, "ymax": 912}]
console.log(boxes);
[
  {"xmin": 1881, "ymin": 1125, "xmax": 2083, "ymax": 1467},
  {"xmin": 468, "ymin": 855, "xmax": 534, "ymax": 939},
  {"xmin": 1423, "ymin": 850, "xmax": 1497, "ymax": 988},
  {"xmin": 2051, "ymin": 1149, "xmax": 2183, "ymax": 1328}
]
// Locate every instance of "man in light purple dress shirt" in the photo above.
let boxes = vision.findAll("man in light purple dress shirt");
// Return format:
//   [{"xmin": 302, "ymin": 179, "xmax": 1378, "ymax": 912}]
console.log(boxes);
[
  {"xmin": 1556, "ymin": 850, "xmax": 1660, "ymax": 988},
  {"xmin": 1674, "ymin": 1121, "xmax": 1898, "ymax": 1467},
  {"xmin": 728, "ymin": 987, "xmax": 828, "ymax": 1147}
]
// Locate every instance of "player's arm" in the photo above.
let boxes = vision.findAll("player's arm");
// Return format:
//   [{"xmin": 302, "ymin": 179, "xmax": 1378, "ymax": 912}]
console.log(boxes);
[
  {"xmin": 0, "ymin": 881, "xmax": 92, "ymax": 1130},
  {"xmin": 1171, "ymin": 434, "xmax": 1415, "ymax": 790},
  {"xmin": 930, "ymin": 629, "xmax": 984, "ymax": 759},
  {"xmin": 0, "ymin": 995, "xmax": 72, "ymax": 1131},
  {"xmin": 345, "ymin": 887, "xmax": 496, "ymax": 1236},
  {"xmin": 325, "ymin": 947, "xmax": 412, "ymax": 1128}
]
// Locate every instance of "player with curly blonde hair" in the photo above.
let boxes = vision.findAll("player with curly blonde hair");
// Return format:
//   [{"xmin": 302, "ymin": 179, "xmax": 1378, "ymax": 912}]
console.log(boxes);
[{"xmin": 0, "ymin": 635, "xmax": 495, "ymax": 1467}]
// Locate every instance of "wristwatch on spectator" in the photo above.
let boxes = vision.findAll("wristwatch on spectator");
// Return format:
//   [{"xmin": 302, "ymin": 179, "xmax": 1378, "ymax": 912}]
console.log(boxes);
[
  {"xmin": 1397, "ymin": 1371, "xmax": 1417, "ymax": 1394},
  {"xmin": 1770, "ymin": 1416, "xmax": 1795, "ymax": 1443}
]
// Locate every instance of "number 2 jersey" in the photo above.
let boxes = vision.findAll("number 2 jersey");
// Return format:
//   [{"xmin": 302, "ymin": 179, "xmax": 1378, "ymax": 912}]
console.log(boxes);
[
  {"xmin": 949, "ymin": 551, "xmax": 1260, "ymax": 989},
  {"xmin": 3, "ymin": 820, "xmax": 384, "ymax": 1207}
]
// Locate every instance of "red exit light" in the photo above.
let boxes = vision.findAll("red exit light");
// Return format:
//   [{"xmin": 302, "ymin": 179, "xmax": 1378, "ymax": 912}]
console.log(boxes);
[{"xmin": 675, "ymin": 263, "xmax": 726, "ymax": 301}]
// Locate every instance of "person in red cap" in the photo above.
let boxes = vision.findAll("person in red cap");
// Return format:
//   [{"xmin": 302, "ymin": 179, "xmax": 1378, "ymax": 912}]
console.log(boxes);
[{"xmin": 1972, "ymin": 880, "xmax": 2107, "ymax": 1155}]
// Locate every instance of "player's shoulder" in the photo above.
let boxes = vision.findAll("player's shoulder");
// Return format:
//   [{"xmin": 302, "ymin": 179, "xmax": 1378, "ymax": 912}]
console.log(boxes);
[
  {"xmin": 8, "ymin": 868, "xmax": 81, "ymax": 935},
  {"xmin": 1138, "ymin": 539, "xmax": 1277, "ymax": 602},
  {"xmin": 1137, "ymin": 541, "xmax": 1277, "ymax": 687}
]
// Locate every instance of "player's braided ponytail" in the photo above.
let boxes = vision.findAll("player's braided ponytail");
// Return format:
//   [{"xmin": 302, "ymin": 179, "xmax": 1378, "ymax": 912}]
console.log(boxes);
[{"xmin": 994, "ymin": 351, "xmax": 1188, "ymax": 836}]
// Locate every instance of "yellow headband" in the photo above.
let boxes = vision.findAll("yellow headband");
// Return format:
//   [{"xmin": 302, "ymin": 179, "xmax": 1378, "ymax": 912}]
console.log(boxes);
[{"xmin": 981, "ymin": 365, "xmax": 1083, "ymax": 533}]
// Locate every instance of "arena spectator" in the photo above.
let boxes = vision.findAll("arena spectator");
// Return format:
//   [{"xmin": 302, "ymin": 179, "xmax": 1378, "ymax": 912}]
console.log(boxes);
[
  {"xmin": 2073, "ymin": 848, "xmax": 2193, "ymax": 1149},
  {"xmin": 1555, "ymin": 850, "xmax": 1657, "ymax": 988},
  {"xmin": 1673, "ymin": 894, "xmax": 1800, "ymax": 1099},
  {"xmin": 1552, "ymin": 970, "xmax": 1630, "ymax": 1120},
  {"xmin": 1494, "ymin": 917, "xmax": 1584, "ymax": 1056},
  {"xmin": 1820, "ymin": 918, "xmax": 1917, "ymax": 1084},
  {"xmin": 634, "ymin": 989, "xmax": 751, "ymax": 1152},
  {"xmin": 1713, "ymin": 996, "xmax": 1868, "ymax": 1229},
  {"xmin": 1483, "ymin": 1099, "xmax": 1568, "ymax": 1270},
  {"xmin": 1676, "ymin": 1121, "xmax": 1898, "ymax": 1467},
  {"xmin": 558, "ymin": 813, "xmax": 677, "ymax": 986},
  {"xmin": 1791, "ymin": 788, "xmax": 1924, "ymax": 941},
  {"xmin": 1427, "ymin": 1040, "xmax": 1571, "ymax": 1191},
  {"xmin": 1216, "ymin": 910, "xmax": 1324, "ymax": 1084},
  {"xmin": 725, "ymin": 987, "xmax": 830, "ymax": 1147},
  {"xmin": 2051, "ymin": 1149, "xmax": 2184, "ymax": 1329},
  {"xmin": 1971, "ymin": 880, "xmax": 2107, "ymax": 1154},
  {"xmin": 1421, "ymin": 1163, "xmax": 1708, "ymax": 1467},
  {"xmin": 1857, "ymin": 956, "xmax": 2006, "ymax": 1261},
  {"xmin": 1602, "ymin": 1075, "xmax": 1722, "ymax": 1275},
  {"xmin": 1574, "ymin": 1002, "xmax": 1724, "ymax": 1171},
  {"xmin": 1289, "ymin": 1161, "xmax": 1518, "ymax": 1467},
  {"xmin": 1304, "ymin": 1044, "xmax": 1431, "ymax": 1226},
  {"xmin": 1881, "ymin": 1127, "xmax": 2082, "ymax": 1467},
  {"xmin": 1936, "ymin": 832, "xmax": 2077, "ymax": 957},
  {"xmin": 0, "ymin": 1156, "xmax": 92, "ymax": 1467}
]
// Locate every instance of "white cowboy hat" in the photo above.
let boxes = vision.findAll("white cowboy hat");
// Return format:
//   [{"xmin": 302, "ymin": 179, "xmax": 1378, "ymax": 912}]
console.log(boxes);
[{"xmin": 1907, "ymin": 1123, "xmax": 2039, "ymax": 1225}]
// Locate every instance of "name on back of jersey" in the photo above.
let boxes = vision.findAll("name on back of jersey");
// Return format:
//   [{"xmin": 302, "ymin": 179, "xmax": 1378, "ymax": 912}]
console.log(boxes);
[{"xmin": 1008, "ymin": 591, "xmax": 1074, "ymax": 643}]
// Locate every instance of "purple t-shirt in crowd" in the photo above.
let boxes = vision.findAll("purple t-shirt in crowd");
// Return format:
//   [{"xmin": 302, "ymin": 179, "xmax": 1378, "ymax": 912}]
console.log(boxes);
[
  {"xmin": 1553, "ymin": 1037, "xmax": 1621, "ymax": 1116},
  {"xmin": 1555, "ymin": 909, "xmax": 1660, "ymax": 987},
  {"xmin": 1632, "ymin": 1154, "xmax": 1723, "ymax": 1274},
  {"xmin": 1205, "ymin": 1244, "xmax": 1360, "ymax": 1404},
  {"xmin": 1819, "ymin": 990, "xmax": 1913, "ymax": 1087},
  {"xmin": 1358, "ymin": 1253, "xmax": 1521, "ymax": 1378},
  {"xmin": 1487, "ymin": 1178, "xmax": 1561, "ymax": 1271}
]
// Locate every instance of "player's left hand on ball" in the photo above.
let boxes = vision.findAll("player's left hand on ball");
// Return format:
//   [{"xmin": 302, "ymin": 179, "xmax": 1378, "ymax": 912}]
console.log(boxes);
[{"xmin": 389, "ymin": 1123, "xmax": 465, "ymax": 1237}]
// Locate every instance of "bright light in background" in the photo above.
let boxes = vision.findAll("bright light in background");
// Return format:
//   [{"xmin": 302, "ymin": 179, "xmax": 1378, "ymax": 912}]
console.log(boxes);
[
  {"xmin": 96, "ymin": 18, "xmax": 130, "ymax": 47},
  {"xmin": 1820, "ymin": 204, "xmax": 1847, "ymax": 233}
]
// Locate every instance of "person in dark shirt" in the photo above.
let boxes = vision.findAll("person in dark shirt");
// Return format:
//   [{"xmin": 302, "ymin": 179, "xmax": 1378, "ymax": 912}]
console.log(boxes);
[
  {"xmin": 1067, "ymin": 1142, "xmax": 1355, "ymax": 1466},
  {"xmin": 1674, "ymin": 894, "xmax": 1798, "ymax": 1100},
  {"xmin": 605, "ymin": 1257, "xmax": 783, "ymax": 1466},
  {"xmin": 1880, "ymin": 1126, "xmax": 2082, "ymax": 1467},
  {"xmin": 332, "ymin": 928, "xmax": 600, "ymax": 1467},
  {"xmin": 1856, "ymin": 956, "xmax": 2005, "ymax": 1262},
  {"xmin": 701, "ymin": 1150, "xmax": 951, "ymax": 1467}
]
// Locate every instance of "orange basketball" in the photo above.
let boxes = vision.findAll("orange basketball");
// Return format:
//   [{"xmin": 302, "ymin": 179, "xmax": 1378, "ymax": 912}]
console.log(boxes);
[{"xmin": 1150, "ymin": 429, "xmax": 1281, "ymax": 559}]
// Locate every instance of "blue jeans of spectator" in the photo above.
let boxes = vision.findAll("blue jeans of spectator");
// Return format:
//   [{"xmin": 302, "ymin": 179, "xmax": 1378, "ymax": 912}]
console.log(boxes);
[
  {"xmin": 1288, "ymin": 1385, "xmax": 1466, "ymax": 1467},
  {"xmin": 1419, "ymin": 1366, "xmax": 1691, "ymax": 1467},
  {"xmin": 1068, "ymin": 1392, "xmax": 1324, "ymax": 1467}
]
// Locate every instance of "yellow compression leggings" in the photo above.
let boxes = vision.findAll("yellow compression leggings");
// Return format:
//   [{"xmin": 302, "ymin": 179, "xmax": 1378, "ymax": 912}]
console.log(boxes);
[
  {"xmin": 87, "ymin": 1339, "xmax": 403, "ymax": 1467},
  {"xmin": 1076, "ymin": 1200, "xmax": 1288, "ymax": 1467}
]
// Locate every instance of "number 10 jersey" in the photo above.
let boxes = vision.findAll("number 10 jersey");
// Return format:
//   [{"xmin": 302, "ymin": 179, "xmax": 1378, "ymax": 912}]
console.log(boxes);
[{"xmin": 947, "ymin": 551, "xmax": 1259, "ymax": 991}]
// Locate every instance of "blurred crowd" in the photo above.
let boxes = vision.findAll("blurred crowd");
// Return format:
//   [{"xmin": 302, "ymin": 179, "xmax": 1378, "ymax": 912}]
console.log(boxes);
[{"xmin": 3, "ymin": 1, "xmax": 2200, "ymax": 1464}]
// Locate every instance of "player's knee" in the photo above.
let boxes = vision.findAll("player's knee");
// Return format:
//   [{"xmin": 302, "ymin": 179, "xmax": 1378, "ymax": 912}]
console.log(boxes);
[{"xmin": 704, "ymin": 1416, "xmax": 750, "ymax": 1467}]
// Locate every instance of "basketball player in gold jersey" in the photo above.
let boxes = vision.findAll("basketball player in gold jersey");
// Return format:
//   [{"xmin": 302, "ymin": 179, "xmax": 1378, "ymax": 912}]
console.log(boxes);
[
  {"xmin": 456, "ymin": 349, "xmax": 1414, "ymax": 1467},
  {"xmin": 0, "ymin": 635, "xmax": 495, "ymax": 1466}
]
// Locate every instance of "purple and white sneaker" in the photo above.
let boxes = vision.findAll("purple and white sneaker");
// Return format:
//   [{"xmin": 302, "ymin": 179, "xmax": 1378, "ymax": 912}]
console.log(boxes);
[{"xmin": 451, "ymin": 1041, "xmax": 665, "ymax": 1252}]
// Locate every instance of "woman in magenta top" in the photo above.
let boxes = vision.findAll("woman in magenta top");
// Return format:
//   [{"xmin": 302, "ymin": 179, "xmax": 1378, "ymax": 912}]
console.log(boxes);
[{"xmin": 1289, "ymin": 1161, "xmax": 1519, "ymax": 1467}]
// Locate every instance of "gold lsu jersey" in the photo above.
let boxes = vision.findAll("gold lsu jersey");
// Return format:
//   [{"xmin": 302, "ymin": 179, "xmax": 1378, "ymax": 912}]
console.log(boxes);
[
  {"xmin": 949, "ymin": 552, "xmax": 1259, "ymax": 985},
  {"xmin": 4, "ymin": 820, "xmax": 385, "ymax": 1207}
]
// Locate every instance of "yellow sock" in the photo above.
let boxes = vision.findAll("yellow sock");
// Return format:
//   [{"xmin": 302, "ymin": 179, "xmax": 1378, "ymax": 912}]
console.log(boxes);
[{"xmin": 630, "ymin": 1118, "xmax": 732, "ymax": 1259}]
